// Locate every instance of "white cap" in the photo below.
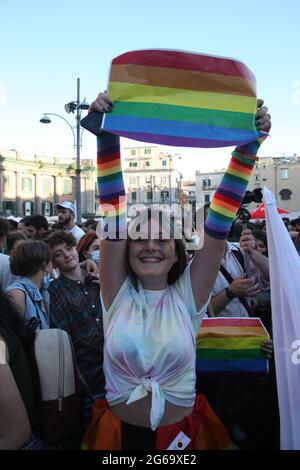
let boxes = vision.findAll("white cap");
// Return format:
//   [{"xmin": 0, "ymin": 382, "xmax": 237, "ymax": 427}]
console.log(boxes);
[{"xmin": 55, "ymin": 201, "xmax": 76, "ymax": 216}]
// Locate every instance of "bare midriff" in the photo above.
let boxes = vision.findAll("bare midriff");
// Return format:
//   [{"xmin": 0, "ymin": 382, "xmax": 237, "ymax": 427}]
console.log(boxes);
[{"xmin": 110, "ymin": 394, "xmax": 193, "ymax": 428}]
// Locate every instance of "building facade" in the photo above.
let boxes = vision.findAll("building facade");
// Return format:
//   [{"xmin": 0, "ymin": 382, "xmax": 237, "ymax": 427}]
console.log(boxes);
[
  {"xmin": 195, "ymin": 154, "xmax": 300, "ymax": 212},
  {"xmin": 0, "ymin": 148, "xmax": 96, "ymax": 217},
  {"xmin": 195, "ymin": 170, "xmax": 224, "ymax": 204},
  {"xmin": 123, "ymin": 146, "xmax": 183, "ymax": 206},
  {"xmin": 248, "ymin": 155, "xmax": 300, "ymax": 211},
  {"xmin": 182, "ymin": 180, "xmax": 196, "ymax": 204}
]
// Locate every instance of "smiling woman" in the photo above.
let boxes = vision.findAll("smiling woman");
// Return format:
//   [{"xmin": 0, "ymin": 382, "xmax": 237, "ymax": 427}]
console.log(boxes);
[
  {"xmin": 82, "ymin": 90, "xmax": 271, "ymax": 451},
  {"xmin": 125, "ymin": 208, "xmax": 187, "ymax": 290}
]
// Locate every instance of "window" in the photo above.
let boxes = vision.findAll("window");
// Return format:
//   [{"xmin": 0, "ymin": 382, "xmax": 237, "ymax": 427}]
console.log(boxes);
[
  {"xmin": 147, "ymin": 191, "xmax": 153, "ymax": 202},
  {"xmin": 145, "ymin": 161, "xmax": 150, "ymax": 167},
  {"xmin": 4, "ymin": 174, "xmax": 13, "ymax": 192},
  {"xmin": 204, "ymin": 194, "xmax": 210, "ymax": 203},
  {"xmin": 203, "ymin": 178, "xmax": 211, "ymax": 188},
  {"xmin": 279, "ymin": 188, "xmax": 292, "ymax": 201},
  {"xmin": 162, "ymin": 160, "xmax": 167, "ymax": 166},
  {"xmin": 162, "ymin": 177, "xmax": 167, "ymax": 186},
  {"xmin": 42, "ymin": 201, "xmax": 52, "ymax": 216},
  {"xmin": 21, "ymin": 177, "xmax": 33, "ymax": 193},
  {"xmin": 3, "ymin": 201, "xmax": 16, "ymax": 216},
  {"xmin": 144, "ymin": 148, "xmax": 151, "ymax": 155},
  {"xmin": 255, "ymin": 175, "xmax": 260, "ymax": 181},
  {"xmin": 42, "ymin": 178, "xmax": 51, "ymax": 194},
  {"xmin": 281, "ymin": 169, "xmax": 289, "ymax": 180},
  {"xmin": 24, "ymin": 201, "xmax": 34, "ymax": 216},
  {"xmin": 129, "ymin": 162, "xmax": 138, "ymax": 167},
  {"xmin": 130, "ymin": 177, "xmax": 137, "ymax": 186},
  {"xmin": 161, "ymin": 190, "xmax": 169, "ymax": 203},
  {"xmin": 63, "ymin": 178, "xmax": 72, "ymax": 195},
  {"xmin": 130, "ymin": 149, "xmax": 136, "ymax": 156},
  {"xmin": 131, "ymin": 191, "xmax": 137, "ymax": 202}
]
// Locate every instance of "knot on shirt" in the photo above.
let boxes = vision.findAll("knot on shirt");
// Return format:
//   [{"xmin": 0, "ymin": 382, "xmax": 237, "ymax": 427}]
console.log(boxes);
[
  {"xmin": 142, "ymin": 377, "xmax": 152, "ymax": 392},
  {"xmin": 126, "ymin": 377, "xmax": 154, "ymax": 405},
  {"xmin": 126, "ymin": 377, "xmax": 165, "ymax": 430}
]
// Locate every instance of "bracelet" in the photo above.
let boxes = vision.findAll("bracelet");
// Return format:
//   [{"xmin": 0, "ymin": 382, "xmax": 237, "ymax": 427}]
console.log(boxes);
[{"xmin": 225, "ymin": 286, "xmax": 236, "ymax": 300}]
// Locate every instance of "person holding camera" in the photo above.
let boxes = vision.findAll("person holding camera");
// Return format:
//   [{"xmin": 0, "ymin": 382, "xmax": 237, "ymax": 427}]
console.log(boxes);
[{"xmin": 209, "ymin": 227, "xmax": 269, "ymax": 318}]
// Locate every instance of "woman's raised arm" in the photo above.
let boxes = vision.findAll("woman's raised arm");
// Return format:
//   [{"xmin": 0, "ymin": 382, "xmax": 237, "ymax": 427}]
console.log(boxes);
[
  {"xmin": 89, "ymin": 93, "xmax": 128, "ymax": 310},
  {"xmin": 190, "ymin": 100, "xmax": 271, "ymax": 311}
]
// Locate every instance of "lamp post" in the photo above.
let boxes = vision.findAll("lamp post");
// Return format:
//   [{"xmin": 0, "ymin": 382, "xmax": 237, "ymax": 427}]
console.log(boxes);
[
  {"xmin": 146, "ymin": 175, "xmax": 154, "ymax": 204},
  {"xmin": 176, "ymin": 172, "xmax": 183, "ymax": 204},
  {"xmin": 40, "ymin": 78, "xmax": 89, "ymax": 224},
  {"xmin": 168, "ymin": 155, "xmax": 173, "ymax": 206}
]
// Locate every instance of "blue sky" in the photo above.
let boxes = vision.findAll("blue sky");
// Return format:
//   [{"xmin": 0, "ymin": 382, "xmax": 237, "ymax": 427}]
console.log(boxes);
[{"xmin": 0, "ymin": 0, "xmax": 299, "ymax": 178}]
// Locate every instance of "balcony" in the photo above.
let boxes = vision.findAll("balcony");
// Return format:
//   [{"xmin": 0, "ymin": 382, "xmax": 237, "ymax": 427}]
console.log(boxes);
[{"xmin": 202, "ymin": 184, "xmax": 218, "ymax": 190}]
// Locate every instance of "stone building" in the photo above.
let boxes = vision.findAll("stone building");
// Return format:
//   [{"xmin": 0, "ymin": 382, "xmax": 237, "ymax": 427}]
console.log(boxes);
[
  {"xmin": 123, "ymin": 145, "xmax": 183, "ymax": 207},
  {"xmin": 195, "ymin": 154, "xmax": 300, "ymax": 212},
  {"xmin": 0, "ymin": 148, "xmax": 96, "ymax": 217}
]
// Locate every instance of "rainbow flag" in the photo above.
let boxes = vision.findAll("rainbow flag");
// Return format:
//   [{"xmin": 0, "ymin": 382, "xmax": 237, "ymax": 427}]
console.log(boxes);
[
  {"xmin": 196, "ymin": 317, "xmax": 269, "ymax": 375},
  {"xmin": 102, "ymin": 49, "xmax": 265, "ymax": 148}
]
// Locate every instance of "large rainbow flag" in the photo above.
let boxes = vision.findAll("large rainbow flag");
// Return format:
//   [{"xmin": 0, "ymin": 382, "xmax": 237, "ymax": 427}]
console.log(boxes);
[
  {"xmin": 102, "ymin": 49, "xmax": 265, "ymax": 148},
  {"xmin": 196, "ymin": 317, "xmax": 269, "ymax": 375}
]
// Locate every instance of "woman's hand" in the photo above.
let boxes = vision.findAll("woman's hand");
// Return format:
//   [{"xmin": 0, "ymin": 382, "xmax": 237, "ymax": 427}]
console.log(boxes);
[
  {"xmin": 261, "ymin": 339, "xmax": 273, "ymax": 360},
  {"xmin": 89, "ymin": 92, "xmax": 113, "ymax": 114},
  {"xmin": 255, "ymin": 99, "xmax": 271, "ymax": 132}
]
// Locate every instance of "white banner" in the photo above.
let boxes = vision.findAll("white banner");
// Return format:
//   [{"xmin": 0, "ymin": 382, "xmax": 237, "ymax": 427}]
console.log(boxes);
[{"xmin": 264, "ymin": 187, "xmax": 300, "ymax": 449}]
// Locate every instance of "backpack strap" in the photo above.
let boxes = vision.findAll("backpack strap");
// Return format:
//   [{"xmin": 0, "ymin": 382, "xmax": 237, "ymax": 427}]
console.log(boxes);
[{"xmin": 231, "ymin": 247, "xmax": 245, "ymax": 270}]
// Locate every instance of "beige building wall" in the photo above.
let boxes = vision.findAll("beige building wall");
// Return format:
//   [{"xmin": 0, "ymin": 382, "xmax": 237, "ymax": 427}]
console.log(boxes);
[
  {"xmin": 0, "ymin": 148, "xmax": 96, "ymax": 217},
  {"xmin": 123, "ymin": 146, "xmax": 183, "ymax": 205},
  {"xmin": 182, "ymin": 180, "xmax": 196, "ymax": 204},
  {"xmin": 195, "ymin": 170, "xmax": 224, "ymax": 204},
  {"xmin": 249, "ymin": 155, "xmax": 300, "ymax": 211},
  {"xmin": 195, "ymin": 154, "xmax": 300, "ymax": 212}
]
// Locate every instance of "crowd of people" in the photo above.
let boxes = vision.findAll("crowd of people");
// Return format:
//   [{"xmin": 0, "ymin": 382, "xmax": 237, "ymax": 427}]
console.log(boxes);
[{"xmin": 0, "ymin": 91, "xmax": 299, "ymax": 451}]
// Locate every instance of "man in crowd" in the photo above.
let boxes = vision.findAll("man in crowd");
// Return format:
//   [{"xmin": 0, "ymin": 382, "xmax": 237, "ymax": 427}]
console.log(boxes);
[
  {"xmin": 210, "ymin": 228, "xmax": 269, "ymax": 317},
  {"xmin": 23, "ymin": 215, "xmax": 49, "ymax": 239},
  {"xmin": 44, "ymin": 230, "xmax": 104, "ymax": 427},
  {"xmin": 203, "ymin": 226, "xmax": 276, "ymax": 448},
  {"xmin": 55, "ymin": 201, "xmax": 84, "ymax": 243}
]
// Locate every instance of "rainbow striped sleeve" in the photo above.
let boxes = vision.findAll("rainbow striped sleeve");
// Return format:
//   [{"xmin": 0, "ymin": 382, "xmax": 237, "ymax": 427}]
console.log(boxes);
[
  {"xmin": 102, "ymin": 49, "xmax": 265, "ymax": 148},
  {"xmin": 97, "ymin": 132, "xmax": 127, "ymax": 239},
  {"xmin": 196, "ymin": 318, "xmax": 269, "ymax": 375},
  {"xmin": 204, "ymin": 133, "xmax": 267, "ymax": 240}
]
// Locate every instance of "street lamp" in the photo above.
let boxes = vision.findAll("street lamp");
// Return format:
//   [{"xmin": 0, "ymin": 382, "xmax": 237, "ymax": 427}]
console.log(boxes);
[
  {"xmin": 39, "ymin": 77, "xmax": 89, "ymax": 224},
  {"xmin": 166, "ymin": 154, "xmax": 173, "ymax": 206}
]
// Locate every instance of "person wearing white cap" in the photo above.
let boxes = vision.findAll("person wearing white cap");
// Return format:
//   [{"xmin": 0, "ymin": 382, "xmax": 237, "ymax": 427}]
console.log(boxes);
[{"xmin": 55, "ymin": 201, "xmax": 84, "ymax": 243}]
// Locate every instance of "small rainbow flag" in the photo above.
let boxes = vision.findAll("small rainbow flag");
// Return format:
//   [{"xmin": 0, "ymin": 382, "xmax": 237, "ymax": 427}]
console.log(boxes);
[
  {"xmin": 196, "ymin": 317, "xmax": 269, "ymax": 376},
  {"xmin": 102, "ymin": 49, "xmax": 265, "ymax": 148}
]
